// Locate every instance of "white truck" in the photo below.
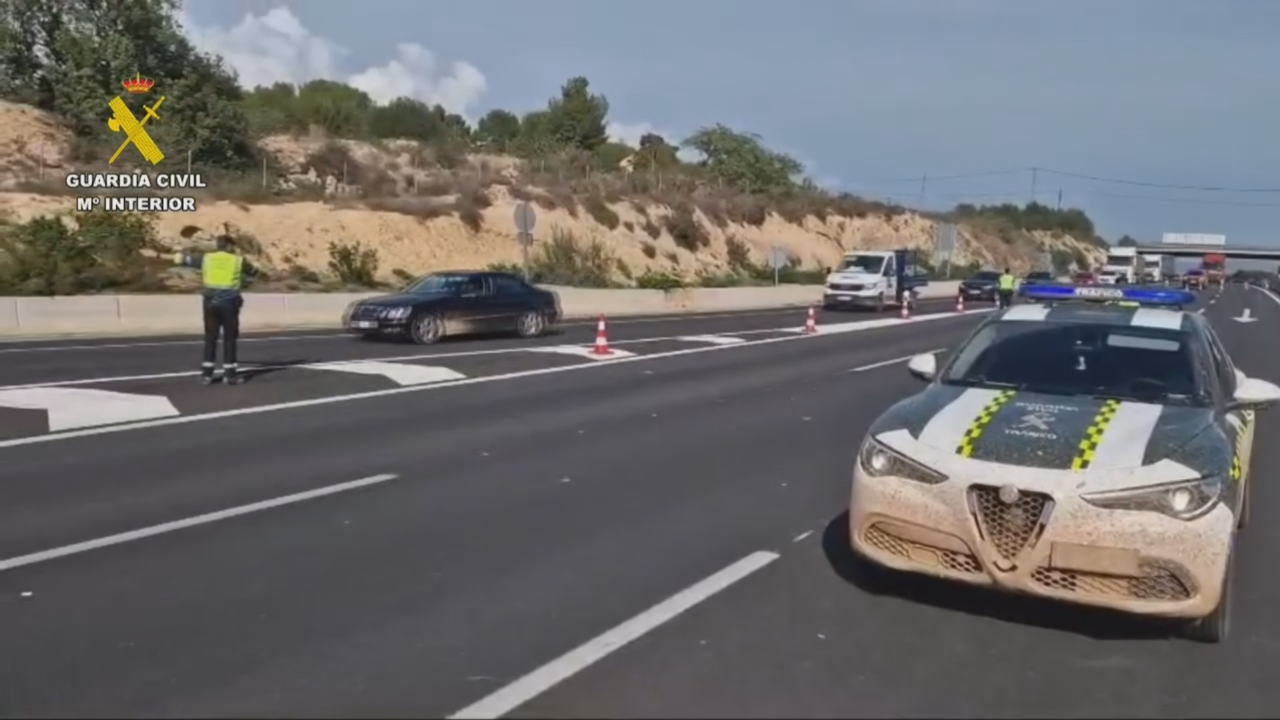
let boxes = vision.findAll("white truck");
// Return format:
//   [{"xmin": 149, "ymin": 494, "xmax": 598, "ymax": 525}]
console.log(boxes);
[
  {"xmin": 822, "ymin": 250, "xmax": 925, "ymax": 311},
  {"xmin": 1098, "ymin": 246, "xmax": 1139, "ymax": 285},
  {"xmin": 1141, "ymin": 253, "xmax": 1165, "ymax": 284}
]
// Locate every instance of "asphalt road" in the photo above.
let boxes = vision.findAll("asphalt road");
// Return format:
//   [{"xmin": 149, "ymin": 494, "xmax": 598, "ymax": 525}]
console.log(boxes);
[{"xmin": 4, "ymin": 288, "xmax": 1276, "ymax": 717}]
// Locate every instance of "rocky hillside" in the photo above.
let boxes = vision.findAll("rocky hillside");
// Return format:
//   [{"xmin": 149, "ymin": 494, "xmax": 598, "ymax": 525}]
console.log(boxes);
[{"xmin": 0, "ymin": 97, "xmax": 1104, "ymax": 292}]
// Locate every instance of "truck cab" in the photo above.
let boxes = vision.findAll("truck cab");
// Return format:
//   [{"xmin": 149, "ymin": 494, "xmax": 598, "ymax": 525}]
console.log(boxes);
[
  {"xmin": 1140, "ymin": 254, "xmax": 1164, "ymax": 284},
  {"xmin": 1099, "ymin": 247, "xmax": 1139, "ymax": 285},
  {"xmin": 823, "ymin": 250, "xmax": 926, "ymax": 311}
]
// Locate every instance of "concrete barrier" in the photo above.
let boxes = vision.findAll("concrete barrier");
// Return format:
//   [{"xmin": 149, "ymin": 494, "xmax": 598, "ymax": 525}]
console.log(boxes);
[{"xmin": 0, "ymin": 280, "xmax": 962, "ymax": 339}]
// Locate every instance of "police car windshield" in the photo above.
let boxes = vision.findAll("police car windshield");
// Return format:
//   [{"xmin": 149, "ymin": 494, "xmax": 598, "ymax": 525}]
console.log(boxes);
[
  {"xmin": 839, "ymin": 255, "xmax": 885, "ymax": 273},
  {"xmin": 943, "ymin": 320, "xmax": 1207, "ymax": 406},
  {"xmin": 404, "ymin": 274, "xmax": 472, "ymax": 294}
]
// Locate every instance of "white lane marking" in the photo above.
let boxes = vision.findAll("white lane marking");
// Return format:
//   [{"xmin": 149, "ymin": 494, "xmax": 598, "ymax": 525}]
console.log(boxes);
[
  {"xmin": 447, "ymin": 550, "xmax": 779, "ymax": 720},
  {"xmin": 0, "ymin": 308, "xmax": 817, "ymax": 354},
  {"xmin": 1248, "ymin": 283, "xmax": 1280, "ymax": 309},
  {"xmin": 848, "ymin": 348, "xmax": 946, "ymax": 373},
  {"xmin": 0, "ymin": 310, "xmax": 984, "ymax": 449},
  {"xmin": 0, "ymin": 473, "xmax": 399, "ymax": 572},
  {"xmin": 675, "ymin": 335, "xmax": 746, "ymax": 345},
  {"xmin": 304, "ymin": 362, "xmax": 466, "ymax": 386},
  {"xmin": 792, "ymin": 530, "xmax": 814, "ymax": 543},
  {"xmin": 525, "ymin": 345, "xmax": 638, "ymax": 360},
  {"xmin": 0, "ymin": 387, "xmax": 179, "ymax": 431}
]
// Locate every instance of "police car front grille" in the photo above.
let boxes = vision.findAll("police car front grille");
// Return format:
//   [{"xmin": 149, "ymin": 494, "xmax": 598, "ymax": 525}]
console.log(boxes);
[
  {"xmin": 1031, "ymin": 562, "xmax": 1191, "ymax": 601},
  {"xmin": 969, "ymin": 486, "xmax": 1051, "ymax": 562},
  {"xmin": 863, "ymin": 524, "xmax": 982, "ymax": 575}
]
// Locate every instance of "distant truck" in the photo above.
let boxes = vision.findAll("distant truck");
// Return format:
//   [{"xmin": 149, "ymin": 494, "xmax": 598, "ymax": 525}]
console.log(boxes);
[
  {"xmin": 823, "ymin": 249, "xmax": 928, "ymax": 311},
  {"xmin": 1203, "ymin": 253, "xmax": 1227, "ymax": 287},
  {"xmin": 1161, "ymin": 255, "xmax": 1178, "ymax": 283},
  {"xmin": 1098, "ymin": 246, "xmax": 1139, "ymax": 284},
  {"xmin": 1140, "ymin": 253, "xmax": 1165, "ymax": 284}
]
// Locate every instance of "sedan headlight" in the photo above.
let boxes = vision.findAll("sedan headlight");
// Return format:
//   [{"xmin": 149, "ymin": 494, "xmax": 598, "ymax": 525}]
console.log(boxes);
[
  {"xmin": 342, "ymin": 301, "xmax": 360, "ymax": 323},
  {"xmin": 858, "ymin": 438, "xmax": 947, "ymax": 485},
  {"xmin": 1081, "ymin": 477, "xmax": 1223, "ymax": 521},
  {"xmin": 382, "ymin": 306, "xmax": 412, "ymax": 320}
]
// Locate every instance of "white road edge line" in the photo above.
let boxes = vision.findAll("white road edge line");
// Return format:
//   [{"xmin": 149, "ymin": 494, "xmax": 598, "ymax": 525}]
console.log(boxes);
[
  {"xmin": 447, "ymin": 550, "xmax": 780, "ymax": 720},
  {"xmin": 848, "ymin": 348, "xmax": 946, "ymax": 373},
  {"xmin": 0, "ymin": 473, "xmax": 398, "ymax": 572},
  {"xmin": 0, "ymin": 310, "xmax": 986, "ymax": 449},
  {"xmin": 0, "ymin": 307, "xmax": 819, "ymax": 354},
  {"xmin": 1248, "ymin": 283, "xmax": 1280, "ymax": 309}
]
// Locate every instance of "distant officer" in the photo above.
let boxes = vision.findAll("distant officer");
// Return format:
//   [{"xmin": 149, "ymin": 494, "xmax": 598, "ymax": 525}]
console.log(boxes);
[
  {"xmin": 173, "ymin": 235, "xmax": 260, "ymax": 384},
  {"xmin": 997, "ymin": 267, "xmax": 1018, "ymax": 309}
]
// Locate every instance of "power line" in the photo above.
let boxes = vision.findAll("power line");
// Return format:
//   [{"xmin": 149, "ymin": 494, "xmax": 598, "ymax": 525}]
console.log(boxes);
[{"xmin": 1031, "ymin": 167, "xmax": 1280, "ymax": 194}]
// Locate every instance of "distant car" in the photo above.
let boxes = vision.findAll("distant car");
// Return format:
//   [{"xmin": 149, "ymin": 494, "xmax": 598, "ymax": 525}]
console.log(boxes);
[
  {"xmin": 1073, "ymin": 271, "xmax": 1096, "ymax": 285},
  {"xmin": 1024, "ymin": 271, "xmax": 1054, "ymax": 285},
  {"xmin": 959, "ymin": 271, "xmax": 1002, "ymax": 302},
  {"xmin": 1184, "ymin": 270, "xmax": 1207, "ymax": 291},
  {"xmin": 342, "ymin": 271, "xmax": 562, "ymax": 344}
]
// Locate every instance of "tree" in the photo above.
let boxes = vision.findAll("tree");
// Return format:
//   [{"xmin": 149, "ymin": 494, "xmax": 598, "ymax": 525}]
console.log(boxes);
[
  {"xmin": 1116, "ymin": 235, "xmax": 1138, "ymax": 247},
  {"xmin": 545, "ymin": 76, "xmax": 609, "ymax": 153},
  {"xmin": 631, "ymin": 132, "xmax": 679, "ymax": 172},
  {"xmin": 475, "ymin": 109, "xmax": 521, "ymax": 150},
  {"xmin": 681, "ymin": 124, "xmax": 802, "ymax": 193}
]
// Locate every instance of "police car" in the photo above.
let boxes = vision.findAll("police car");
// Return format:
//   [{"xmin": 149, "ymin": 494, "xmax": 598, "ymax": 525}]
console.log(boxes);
[{"xmin": 849, "ymin": 284, "xmax": 1280, "ymax": 642}]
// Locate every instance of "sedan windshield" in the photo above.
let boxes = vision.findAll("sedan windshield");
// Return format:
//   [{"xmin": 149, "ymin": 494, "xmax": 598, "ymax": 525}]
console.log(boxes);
[
  {"xmin": 404, "ymin": 274, "xmax": 472, "ymax": 294},
  {"xmin": 971, "ymin": 271, "xmax": 1000, "ymax": 281},
  {"xmin": 942, "ymin": 320, "xmax": 1207, "ymax": 406}
]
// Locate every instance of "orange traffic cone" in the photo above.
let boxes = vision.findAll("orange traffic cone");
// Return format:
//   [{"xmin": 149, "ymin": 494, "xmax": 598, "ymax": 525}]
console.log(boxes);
[
  {"xmin": 592, "ymin": 314, "xmax": 613, "ymax": 355},
  {"xmin": 803, "ymin": 306, "xmax": 818, "ymax": 334},
  {"xmin": 955, "ymin": 294, "xmax": 965, "ymax": 312}
]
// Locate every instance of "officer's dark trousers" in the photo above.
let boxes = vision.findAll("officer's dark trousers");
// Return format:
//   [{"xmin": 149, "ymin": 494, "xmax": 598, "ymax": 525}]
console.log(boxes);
[
  {"xmin": 997, "ymin": 289, "xmax": 1014, "ymax": 309},
  {"xmin": 202, "ymin": 297, "xmax": 242, "ymax": 374}
]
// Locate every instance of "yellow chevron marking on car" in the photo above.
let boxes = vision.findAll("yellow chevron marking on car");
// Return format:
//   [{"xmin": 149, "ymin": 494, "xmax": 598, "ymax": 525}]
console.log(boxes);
[
  {"xmin": 1071, "ymin": 399, "xmax": 1122, "ymax": 471},
  {"xmin": 1232, "ymin": 410, "xmax": 1254, "ymax": 482},
  {"xmin": 955, "ymin": 390, "xmax": 1017, "ymax": 457}
]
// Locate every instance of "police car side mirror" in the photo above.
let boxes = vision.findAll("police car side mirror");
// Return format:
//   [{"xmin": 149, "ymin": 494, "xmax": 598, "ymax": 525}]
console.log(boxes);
[
  {"xmin": 1230, "ymin": 376, "xmax": 1280, "ymax": 411},
  {"xmin": 907, "ymin": 353, "xmax": 937, "ymax": 382}
]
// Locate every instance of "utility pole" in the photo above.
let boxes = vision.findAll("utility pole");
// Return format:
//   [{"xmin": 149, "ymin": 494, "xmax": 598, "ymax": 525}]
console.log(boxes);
[
  {"xmin": 1056, "ymin": 188, "xmax": 1063, "ymax": 210},
  {"xmin": 1029, "ymin": 167, "xmax": 1038, "ymax": 204},
  {"xmin": 917, "ymin": 174, "xmax": 927, "ymax": 208}
]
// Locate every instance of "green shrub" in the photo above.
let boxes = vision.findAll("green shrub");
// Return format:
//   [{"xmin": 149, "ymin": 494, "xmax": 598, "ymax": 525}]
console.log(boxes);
[{"xmin": 327, "ymin": 240, "xmax": 379, "ymax": 286}]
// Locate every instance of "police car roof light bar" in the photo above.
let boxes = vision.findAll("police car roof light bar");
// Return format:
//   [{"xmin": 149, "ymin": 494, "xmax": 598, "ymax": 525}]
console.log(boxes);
[{"xmin": 1018, "ymin": 282, "xmax": 1197, "ymax": 308}]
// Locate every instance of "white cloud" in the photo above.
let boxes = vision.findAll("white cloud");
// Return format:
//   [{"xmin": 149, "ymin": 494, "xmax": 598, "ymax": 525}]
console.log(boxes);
[{"xmin": 176, "ymin": 6, "xmax": 488, "ymax": 117}]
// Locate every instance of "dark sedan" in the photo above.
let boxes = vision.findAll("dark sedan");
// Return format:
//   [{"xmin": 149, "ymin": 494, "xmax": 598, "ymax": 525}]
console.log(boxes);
[
  {"xmin": 959, "ymin": 270, "xmax": 1002, "ymax": 302},
  {"xmin": 343, "ymin": 271, "xmax": 562, "ymax": 344}
]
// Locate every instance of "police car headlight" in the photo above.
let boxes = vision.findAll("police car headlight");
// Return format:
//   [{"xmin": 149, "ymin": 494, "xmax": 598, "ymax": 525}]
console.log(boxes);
[
  {"xmin": 1081, "ymin": 477, "xmax": 1223, "ymax": 521},
  {"xmin": 858, "ymin": 438, "xmax": 947, "ymax": 485},
  {"xmin": 382, "ymin": 306, "xmax": 411, "ymax": 320}
]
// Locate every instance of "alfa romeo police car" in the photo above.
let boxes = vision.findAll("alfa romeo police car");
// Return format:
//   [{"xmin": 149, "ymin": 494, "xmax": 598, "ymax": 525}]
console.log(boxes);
[{"xmin": 849, "ymin": 284, "xmax": 1280, "ymax": 642}]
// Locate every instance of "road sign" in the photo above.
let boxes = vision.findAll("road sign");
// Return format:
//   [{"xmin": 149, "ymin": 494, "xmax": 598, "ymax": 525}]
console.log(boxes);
[
  {"xmin": 514, "ymin": 202, "xmax": 537, "ymax": 235},
  {"xmin": 1162, "ymin": 232, "xmax": 1225, "ymax": 246},
  {"xmin": 769, "ymin": 246, "xmax": 790, "ymax": 269},
  {"xmin": 934, "ymin": 223, "xmax": 957, "ymax": 258},
  {"xmin": 517, "ymin": 232, "xmax": 534, "ymax": 247}
]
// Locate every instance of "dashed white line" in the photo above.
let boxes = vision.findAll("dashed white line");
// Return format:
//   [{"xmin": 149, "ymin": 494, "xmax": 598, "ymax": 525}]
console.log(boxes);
[
  {"xmin": 447, "ymin": 550, "xmax": 780, "ymax": 719},
  {"xmin": 848, "ymin": 348, "xmax": 947, "ymax": 373},
  {"xmin": 0, "ymin": 473, "xmax": 399, "ymax": 572},
  {"xmin": 792, "ymin": 530, "xmax": 814, "ymax": 543}
]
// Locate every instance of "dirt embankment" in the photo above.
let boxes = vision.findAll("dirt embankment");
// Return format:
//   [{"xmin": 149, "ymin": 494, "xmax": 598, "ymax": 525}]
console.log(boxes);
[{"xmin": 0, "ymin": 99, "xmax": 1105, "ymax": 287}]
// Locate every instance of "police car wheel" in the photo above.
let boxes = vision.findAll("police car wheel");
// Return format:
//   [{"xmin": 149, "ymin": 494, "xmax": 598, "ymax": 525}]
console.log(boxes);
[
  {"xmin": 1181, "ymin": 548, "xmax": 1234, "ymax": 644},
  {"xmin": 516, "ymin": 310, "xmax": 545, "ymax": 338},
  {"xmin": 410, "ymin": 313, "xmax": 444, "ymax": 345}
]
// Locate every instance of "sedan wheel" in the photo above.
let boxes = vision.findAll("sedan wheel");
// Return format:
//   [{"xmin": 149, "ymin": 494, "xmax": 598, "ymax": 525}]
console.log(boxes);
[
  {"xmin": 410, "ymin": 313, "xmax": 444, "ymax": 345},
  {"xmin": 516, "ymin": 310, "xmax": 545, "ymax": 338}
]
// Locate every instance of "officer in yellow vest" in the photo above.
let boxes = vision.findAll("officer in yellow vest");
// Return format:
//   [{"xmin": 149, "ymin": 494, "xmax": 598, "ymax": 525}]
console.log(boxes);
[
  {"xmin": 173, "ymin": 235, "xmax": 260, "ymax": 384},
  {"xmin": 997, "ymin": 267, "xmax": 1019, "ymax": 309}
]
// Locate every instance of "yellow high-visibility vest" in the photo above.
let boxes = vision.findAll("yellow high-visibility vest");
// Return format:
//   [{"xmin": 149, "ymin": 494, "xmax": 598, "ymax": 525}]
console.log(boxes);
[
  {"xmin": 202, "ymin": 252, "xmax": 244, "ymax": 290},
  {"xmin": 998, "ymin": 273, "xmax": 1017, "ymax": 290}
]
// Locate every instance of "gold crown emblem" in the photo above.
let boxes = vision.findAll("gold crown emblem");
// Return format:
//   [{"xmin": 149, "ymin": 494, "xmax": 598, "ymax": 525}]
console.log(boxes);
[{"xmin": 122, "ymin": 72, "xmax": 155, "ymax": 94}]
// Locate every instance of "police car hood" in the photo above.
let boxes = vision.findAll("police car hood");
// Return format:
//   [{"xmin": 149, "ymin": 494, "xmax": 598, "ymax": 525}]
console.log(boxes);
[{"xmin": 872, "ymin": 384, "xmax": 1216, "ymax": 471}]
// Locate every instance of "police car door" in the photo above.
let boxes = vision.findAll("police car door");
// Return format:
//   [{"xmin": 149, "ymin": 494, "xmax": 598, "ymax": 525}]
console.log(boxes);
[{"xmin": 1206, "ymin": 329, "xmax": 1255, "ymax": 489}]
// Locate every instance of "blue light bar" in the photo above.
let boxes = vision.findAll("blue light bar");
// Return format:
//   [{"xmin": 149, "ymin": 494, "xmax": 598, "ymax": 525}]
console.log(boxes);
[{"xmin": 1018, "ymin": 282, "xmax": 1196, "ymax": 307}]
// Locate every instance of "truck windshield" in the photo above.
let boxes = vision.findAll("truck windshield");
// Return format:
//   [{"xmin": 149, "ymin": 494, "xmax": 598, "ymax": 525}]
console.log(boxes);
[{"xmin": 839, "ymin": 255, "xmax": 886, "ymax": 274}]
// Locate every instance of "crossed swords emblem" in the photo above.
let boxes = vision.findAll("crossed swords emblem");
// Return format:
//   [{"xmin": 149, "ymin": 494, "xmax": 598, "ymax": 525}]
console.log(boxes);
[{"xmin": 107, "ymin": 95, "xmax": 167, "ymax": 165}]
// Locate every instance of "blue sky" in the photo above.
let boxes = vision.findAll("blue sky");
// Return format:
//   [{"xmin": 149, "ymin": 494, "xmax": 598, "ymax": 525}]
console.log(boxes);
[{"xmin": 181, "ymin": 0, "xmax": 1280, "ymax": 246}]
